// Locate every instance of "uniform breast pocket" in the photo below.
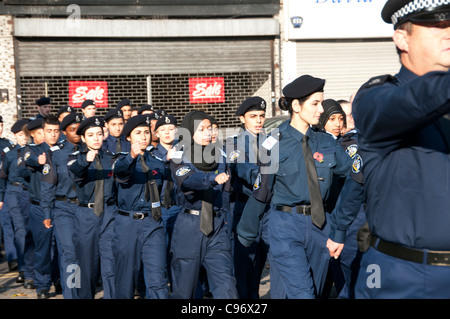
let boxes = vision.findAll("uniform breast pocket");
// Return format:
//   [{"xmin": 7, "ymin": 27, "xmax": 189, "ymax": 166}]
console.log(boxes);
[
  {"xmin": 314, "ymin": 153, "xmax": 336, "ymax": 183},
  {"xmin": 276, "ymin": 159, "xmax": 302, "ymax": 177}
]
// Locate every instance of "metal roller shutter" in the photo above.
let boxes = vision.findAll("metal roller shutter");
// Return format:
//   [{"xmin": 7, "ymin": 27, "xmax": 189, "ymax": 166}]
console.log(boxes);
[
  {"xmin": 17, "ymin": 39, "xmax": 272, "ymax": 76},
  {"xmin": 295, "ymin": 40, "xmax": 401, "ymax": 101}
]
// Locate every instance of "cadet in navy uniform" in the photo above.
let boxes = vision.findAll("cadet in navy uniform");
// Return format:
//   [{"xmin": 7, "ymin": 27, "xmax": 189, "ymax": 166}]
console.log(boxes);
[
  {"xmin": 80, "ymin": 99, "xmax": 96, "ymax": 120},
  {"xmin": 0, "ymin": 115, "xmax": 17, "ymax": 271},
  {"xmin": 168, "ymin": 110, "xmax": 238, "ymax": 299},
  {"xmin": 40, "ymin": 113, "xmax": 82, "ymax": 299},
  {"xmin": 102, "ymin": 108, "xmax": 131, "ymax": 154},
  {"xmin": 226, "ymin": 96, "xmax": 270, "ymax": 299},
  {"xmin": 0, "ymin": 119, "xmax": 33, "ymax": 285},
  {"xmin": 151, "ymin": 114, "xmax": 180, "ymax": 277},
  {"xmin": 67, "ymin": 116, "xmax": 118, "ymax": 299},
  {"xmin": 35, "ymin": 97, "xmax": 51, "ymax": 120},
  {"xmin": 352, "ymin": 0, "xmax": 450, "ymax": 299},
  {"xmin": 237, "ymin": 75, "xmax": 352, "ymax": 299},
  {"xmin": 24, "ymin": 116, "xmax": 61, "ymax": 298},
  {"xmin": 112, "ymin": 115, "xmax": 168, "ymax": 299},
  {"xmin": 115, "ymin": 99, "xmax": 132, "ymax": 123}
]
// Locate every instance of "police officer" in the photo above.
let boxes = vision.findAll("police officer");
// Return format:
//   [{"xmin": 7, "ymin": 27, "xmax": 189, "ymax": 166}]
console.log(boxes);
[
  {"xmin": 352, "ymin": 0, "xmax": 450, "ymax": 299},
  {"xmin": 67, "ymin": 116, "xmax": 118, "ymax": 299},
  {"xmin": 0, "ymin": 115, "xmax": 17, "ymax": 271},
  {"xmin": 168, "ymin": 110, "xmax": 238, "ymax": 299},
  {"xmin": 112, "ymin": 114, "xmax": 168, "ymax": 299},
  {"xmin": 102, "ymin": 108, "xmax": 130, "ymax": 154},
  {"xmin": 226, "ymin": 96, "xmax": 270, "ymax": 299},
  {"xmin": 40, "ymin": 113, "xmax": 82, "ymax": 299},
  {"xmin": 237, "ymin": 75, "xmax": 352, "ymax": 299},
  {"xmin": 24, "ymin": 115, "xmax": 61, "ymax": 298},
  {"xmin": 0, "ymin": 118, "xmax": 32, "ymax": 285}
]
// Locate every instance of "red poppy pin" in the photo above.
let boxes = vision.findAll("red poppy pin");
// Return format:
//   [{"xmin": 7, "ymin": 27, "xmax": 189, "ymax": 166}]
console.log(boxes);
[
  {"xmin": 152, "ymin": 170, "xmax": 158, "ymax": 176},
  {"xmin": 313, "ymin": 152, "xmax": 324, "ymax": 163}
]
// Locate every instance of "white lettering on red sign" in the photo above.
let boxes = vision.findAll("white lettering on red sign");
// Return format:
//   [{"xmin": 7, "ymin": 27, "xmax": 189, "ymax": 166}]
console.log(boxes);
[
  {"xmin": 189, "ymin": 77, "xmax": 225, "ymax": 104},
  {"xmin": 69, "ymin": 81, "xmax": 108, "ymax": 108}
]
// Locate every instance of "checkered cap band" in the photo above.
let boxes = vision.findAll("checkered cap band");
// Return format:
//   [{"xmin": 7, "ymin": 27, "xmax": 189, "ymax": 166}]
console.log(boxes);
[{"xmin": 391, "ymin": 0, "xmax": 450, "ymax": 25}]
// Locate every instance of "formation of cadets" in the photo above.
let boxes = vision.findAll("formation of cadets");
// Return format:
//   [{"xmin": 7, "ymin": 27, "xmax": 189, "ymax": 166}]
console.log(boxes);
[{"xmin": 0, "ymin": 0, "xmax": 449, "ymax": 300}]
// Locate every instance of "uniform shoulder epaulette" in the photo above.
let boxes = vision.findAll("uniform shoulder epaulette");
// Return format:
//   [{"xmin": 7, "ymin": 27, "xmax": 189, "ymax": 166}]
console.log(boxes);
[
  {"xmin": 362, "ymin": 74, "xmax": 397, "ymax": 89},
  {"xmin": 71, "ymin": 150, "xmax": 80, "ymax": 156},
  {"xmin": 49, "ymin": 145, "xmax": 61, "ymax": 152}
]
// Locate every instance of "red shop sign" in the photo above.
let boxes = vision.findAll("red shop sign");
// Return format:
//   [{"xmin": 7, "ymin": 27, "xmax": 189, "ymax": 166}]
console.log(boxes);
[
  {"xmin": 189, "ymin": 77, "xmax": 225, "ymax": 104},
  {"xmin": 69, "ymin": 81, "xmax": 108, "ymax": 108}
]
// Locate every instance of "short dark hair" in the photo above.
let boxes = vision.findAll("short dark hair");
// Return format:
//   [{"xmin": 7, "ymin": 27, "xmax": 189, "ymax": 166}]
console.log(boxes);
[{"xmin": 43, "ymin": 115, "xmax": 60, "ymax": 127}]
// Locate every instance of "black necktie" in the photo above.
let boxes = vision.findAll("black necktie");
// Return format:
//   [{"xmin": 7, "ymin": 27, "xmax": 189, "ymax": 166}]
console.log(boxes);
[
  {"xmin": 163, "ymin": 174, "xmax": 174, "ymax": 209},
  {"xmin": 302, "ymin": 135, "xmax": 325, "ymax": 228},
  {"xmin": 94, "ymin": 155, "xmax": 104, "ymax": 217},
  {"xmin": 201, "ymin": 189, "xmax": 214, "ymax": 236},
  {"xmin": 140, "ymin": 154, "xmax": 162, "ymax": 221},
  {"xmin": 115, "ymin": 137, "xmax": 122, "ymax": 153}
]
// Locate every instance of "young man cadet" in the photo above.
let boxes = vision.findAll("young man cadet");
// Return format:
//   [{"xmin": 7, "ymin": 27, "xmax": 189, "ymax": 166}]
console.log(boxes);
[
  {"xmin": 24, "ymin": 115, "xmax": 61, "ymax": 299},
  {"xmin": 102, "ymin": 108, "xmax": 130, "ymax": 154},
  {"xmin": 113, "ymin": 114, "xmax": 168, "ymax": 299},
  {"xmin": 352, "ymin": 0, "xmax": 450, "ymax": 298},
  {"xmin": 41, "ymin": 113, "xmax": 82, "ymax": 299},
  {"xmin": 226, "ymin": 96, "xmax": 269, "ymax": 299},
  {"xmin": 35, "ymin": 97, "xmax": 52, "ymax": 120},
  {"xmin": 0, "ymin": 118, "xmax": 33, "ymax": 285},
  {"xmin": 80, "ymin": 99, "xmax": 96, "ymax": 120},
  {"xmin": 67, "ymin": 116, "xmax": 119, "ymax": 299},
  {"xmin": 115, "ymin": 98, "xmax": 132, "ymax": 123}
]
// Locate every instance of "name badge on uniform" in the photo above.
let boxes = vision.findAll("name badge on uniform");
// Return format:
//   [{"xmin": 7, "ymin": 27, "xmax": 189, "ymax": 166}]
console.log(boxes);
[{"xmin": 261, "ymin": 136, "xmax": 278, "ymax": 150}]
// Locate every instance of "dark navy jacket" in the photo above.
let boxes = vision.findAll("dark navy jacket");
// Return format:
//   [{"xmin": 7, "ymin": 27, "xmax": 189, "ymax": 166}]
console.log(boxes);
[
  {"xmin": 0, "ymin": 144, "xmax": 30, "ymax": 202},
  {"xmin": 102, "ymin": 134, "xmax": 131, "ymax": 154},
  {"xmin": 24, "ymin": 142, "xmax": 53, "ymax": 203},
  {"xmin": 353, "ymin": 66, "xmax": 450, "ymax": 250}
]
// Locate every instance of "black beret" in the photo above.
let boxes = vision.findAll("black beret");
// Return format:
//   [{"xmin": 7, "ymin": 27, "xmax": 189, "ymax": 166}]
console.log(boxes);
[
  {"xmin": 155, "ymin": 114, "xmax": 177, "ymax": 131},
  {"xmin": 153, "ymin": 109, "xmax": 167, "ymax": 120},
  {"xmin": 282, "ymin": 75, "xmax": 325, "ymax": 100},
  {"xmin": 103, "ymin": 108, "xmax": 124, "ymax": 123},
  {"xmin": 382, "ymin": 0, "xmax": 450, "ymax": 28},
  {"xmin": 122, "ymin": 114, "xmax": 152, "ymax": 137},
  {"xmin": 236, "ymin": 96, "xmax": 267, "ymax": 116},
  {"xmin": 138, "ymin": 104, "xmax": 154, "ymax": 114},
  {"xmin": 27, "ymin": 118, "xmax": 44, "ymax": 131},
  {"xmin": 57, "ymin": 105, "xmax": 75, "ymax": 117},
  {"xmin": 11, "ymin": 118, "xmax": 31, "ymax": 134},
  {"xmin": 60, "ymin": 112, "xmax": 82, "ymax": 131},
  {"xmin": 76, "ymin": 116, "xmax": 104, "ymax": 136},
  {"xmin": 81, "ymin": 99, "xmax": 95, "ymax": 109},
  {"xmin": 36, "ymin": 97, "xmax": 51, "ymax": 106},
  {"xmin": 116, "ymin": 99, "xmax": 132, "ymax": 109}
]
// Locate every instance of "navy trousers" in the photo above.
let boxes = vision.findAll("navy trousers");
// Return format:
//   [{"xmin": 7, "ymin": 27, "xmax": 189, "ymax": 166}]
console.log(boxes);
[{"xmin": 0, "ymin": 199, "xmax": 17, "ymax": 263}]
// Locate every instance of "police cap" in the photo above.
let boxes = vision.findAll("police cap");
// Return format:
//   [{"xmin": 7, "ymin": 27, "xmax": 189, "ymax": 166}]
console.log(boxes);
[
  {"xmin": 76, "ymin": 116, "xmax": 104, "ymax": 136},
  {"xmin": 11, "ymin": 118, "xmax": 31, "ymax": 134},
  {"xmin": 103, "ymin": 108, "xmax": 124, "ymax": 123},
  {"xmin": 57, "ymin": 105, "xmax": 75, "ymax": 117},
  {"xmin": 282, "ymin": 75, "xmax": 325, "ymax": 100},
  {"xmin": 27, "ymin": 118, "xmax": 44, "ymax": 131},
  {"xmin": 122, "ymin": 114, "xmax": 152, "ymax": 137},
  {"xmin": 138, "ymin": 104, "xmax": 154, "ymax": 114},
  {"xmin": 382, "ymin": 0, "xmax": 450, "ymax": 28},
  {"xmin": 60, "ymin": 112, "xmax": 82, "ymax": 131},
  {"xmin": 236, "ymin": 96, "xmax": 267, "ymax": 116},
  {"xmin": 155, "ymin": 114, "xmax": 177, "ymax": 131},
  {"xmin": 116, "ymin": 99, "xmax": 131, "ymax": 109},
  {"xmin": 81, "ymin": 99, "xmax": 95, "ymax": 109},
  {"xmin": 36, "ymin": 97, "xmax": 51, "ymax": 106}
]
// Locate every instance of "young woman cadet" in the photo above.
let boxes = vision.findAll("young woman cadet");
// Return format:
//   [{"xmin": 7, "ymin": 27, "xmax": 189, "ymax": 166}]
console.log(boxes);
[
  {"xmin": 168, "ymin": 110, "xmax": 238, "ymax": 299},
  {"xmin": 237, "ymin": 75, "xmax": 352, "ymax": 299}
]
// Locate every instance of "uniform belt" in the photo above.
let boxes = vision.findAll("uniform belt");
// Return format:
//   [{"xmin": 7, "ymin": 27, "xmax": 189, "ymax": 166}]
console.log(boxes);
[
  {"xmin": 370, "ymin": 235, "xmax": 450, "ymax": 266},
  {"xmin": 275, "ymin": 205, "xmax": 311, "ymax": 215},
  {"xmin": 184, "ymin": 209, "xmax": 218, "ymax": 216},
  {"xmin": 30, "ymin": 199, "xmax": 40, "ymax": 206},
  {"xmin": 9, "ymin": 181, "xmax": 28, "ymax": 191},
  {"xmin": 55, "ymin": 196, "xmax": 78, "ymax": 204},
  {"xmin": 118, "ymin": 210, "xmax": 149, "ymax": 220},
  {"xmin": 79, "ymin": 201, "xmax": 115, "ymax": 209}
]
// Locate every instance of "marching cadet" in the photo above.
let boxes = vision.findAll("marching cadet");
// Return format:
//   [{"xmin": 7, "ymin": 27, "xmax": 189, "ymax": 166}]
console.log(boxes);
[
  {"xmin": 237, "ymin": 75, "xmax": 352, "ymax": 299},
  {"xmin": 102, "ymin": 108, "xmax": 130, "ymax": 154},
  {"xmin": 40, "ymin": 113, "xmax": 82, "ymax": 299},
  {"xmin": 24, "ymin": 115, "xmax": 61, "ymax": 299},
  {"xmin": 151, "ymin": 114, "xmax": 180, "ymax": 272},
  {"xmin": 80, "ymin": 99, "xmax": 96, "ymax": 120},
  {"xmin": 138, "ymin": 104, "xmax": 154, "ymax": 115},
  {"xmin": 115, "ymin": 99, "xmax": 132, "ymax": 123},
  {"xmin": 0, "ymin": 115, "xmax": 17, "ymax": 271},
  {"xmin": 34, "ymin": 97, "xmax": 51, "ymax": 120},
  {"xmin": 112, "ymin": 114, "xmax": 168, "ymax": 299},
  {"xmin": 67, "ymin": 116, "xmax": 118, "ymax": 299},
  {"xmin": 0, "ymin": 118, "xmax": 33, "ymax": 286},
  {"xmin": 352, "ymin": 0, "xmax": 450, "ymax": 298},
  {"xmin": 168, "ymin": 110, "xmax": 238, "ymax": 299},
  {"xmin": 227, "ymin": 96, "xmax": 270, "ymax": 299},
  {"xmin": 56, "ymin": 105, "xmax": 75, "ymax": 123}
]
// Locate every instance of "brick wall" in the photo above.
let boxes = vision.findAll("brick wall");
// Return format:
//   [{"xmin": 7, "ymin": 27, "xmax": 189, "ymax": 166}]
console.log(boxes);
[{"xmin": 19, "ymin": 71, "xmax": 271, "ymax": 129}]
